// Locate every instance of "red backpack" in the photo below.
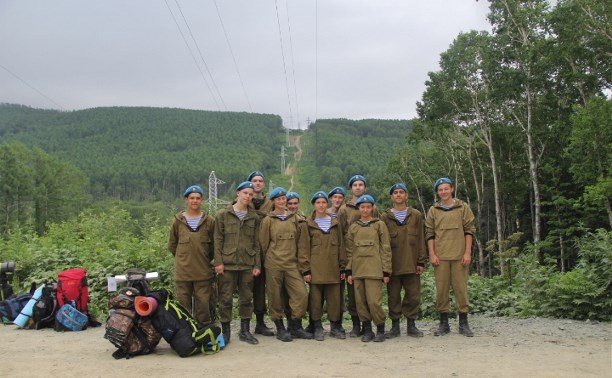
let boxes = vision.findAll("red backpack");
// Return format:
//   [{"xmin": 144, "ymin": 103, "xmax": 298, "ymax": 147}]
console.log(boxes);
[{"xmin": 57, "ymin": 268, "xmax": 89, "ymax": 313}]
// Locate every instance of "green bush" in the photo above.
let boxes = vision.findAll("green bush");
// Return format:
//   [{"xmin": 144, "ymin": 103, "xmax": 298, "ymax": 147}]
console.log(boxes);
[{"xmin": 0, "ymin": 208, "xmax": 173, "ymax": 319}]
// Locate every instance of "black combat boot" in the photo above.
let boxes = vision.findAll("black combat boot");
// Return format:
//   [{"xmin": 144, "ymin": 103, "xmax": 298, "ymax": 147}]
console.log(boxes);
[
  {"xmin": 254, "ymin": 313, "xmax": 275, "ymax": 336},
  {"xmin": 360, "ymin": 321, "xmax": 374, "ymax": 342},
  {"xmin": 373, "ymin": 324, "xmax": 386, "ymax": 342},
  {"xmin": 407, "ymin": 318, "xmax": 424, "ymax": 337},
  {"xmin": 313, "ymin": 320, "xmax": 324, "ymax": 341},
  {"xmin": 289, "ymin": 318, "xmax": 314, "ymax": 339},
  {"xmin": 274, "ymin": 319, "xmax": 293, "ymax": 342},
  {"xmin": 329, "ymin": 320, "xmax": 346, "ymax": 339},
  {"xmin": 304, "ymin": 316, "xmax": 314, "ymax": 333},
  {"xmin": 384, "ymin": 319, "xmax": 400, "ymax": 338},
  {"xmin": 221, "ymin": 322, "xmax": 231, "ymax": 345},
  {"xmin": 349, "ymin": 315, "xmax": 361, "ymax": 338},
  {"xmin": 458, "ymin": 313, "xmax": 474, "ymax": 337},
  {"xmin": 434, "ymin": 313, "xmax": 450, "ymax": 336},
  {"xmin": 239, "ymin": 319, "xmax": 259, "ymax": 345}
]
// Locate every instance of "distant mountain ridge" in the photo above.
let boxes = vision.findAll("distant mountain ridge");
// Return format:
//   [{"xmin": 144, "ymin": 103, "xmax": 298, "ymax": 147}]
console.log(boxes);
[{"xmin": 0, "ymin": 104, "xmax": 412, "ymax": 202}]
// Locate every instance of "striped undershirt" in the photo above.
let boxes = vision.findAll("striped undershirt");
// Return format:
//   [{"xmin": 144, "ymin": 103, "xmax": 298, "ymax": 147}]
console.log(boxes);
[
  {"xmin": 314, "ymin": 216, "xmax": 332, "ymax": 233},
  {"xmin": 186, "ymin": 216, "xmax": 201, "ymax": 231},
  {"xmin": 392, "ymin": 208, "xmax": 408, "ymax": 223},
  {"xmin": 235, "ymin": 210, "xmax": 247, "ymax": 221}
]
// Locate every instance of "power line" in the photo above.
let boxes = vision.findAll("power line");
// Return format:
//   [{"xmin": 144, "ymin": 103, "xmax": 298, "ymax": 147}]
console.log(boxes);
[
  {"xmin": 285, "ymin": 0, "xmax": 301, "ymax": 129},
  {"xmin": 164, "ymin": 0, "xmax": 220, "ymax": 110},
  {"xmin": 315, "ymin": 0, "xmax": 318, "ymax": 123},
  {"xmin": 174, "ymin": 0, "xmax": 227, "ymax": 111},
  {"xmin": 274, "ymin": 0, "xmax": 293, "ymax": 129},
  {"xmin": 212, "ymin": 0, "xmax": 253, "ymax": 112},
  {"xmin": 0, "ymin": 63, "xmax": 66, "ymax": 111}
]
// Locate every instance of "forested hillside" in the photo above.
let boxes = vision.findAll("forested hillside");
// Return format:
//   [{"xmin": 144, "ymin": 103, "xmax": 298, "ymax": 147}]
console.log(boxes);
[
  {"xmin": 0, "ymin": 104, "xmax": 284, "ymax": 201},
  {"xmin": 299, "ymin": 119, "xmax": 412, "ymax": 201}
]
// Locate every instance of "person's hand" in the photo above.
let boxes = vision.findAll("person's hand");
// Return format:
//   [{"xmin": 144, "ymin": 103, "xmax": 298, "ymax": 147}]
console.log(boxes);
[
  {"xmin": 215, "ymin": 265, "xmax": 224, "ymax": 275},
  {"xmin": 252, "ymin": 268, "xmax": 261, "ymax": 277},
  {"xmin": 347, "ymin": 276, "xmax": 353, "ymax": 285},
  {"xmin": 430, "ymin": 254, "xmax": 440, "ymax": 267},
  {"xmin": 340, "ymin": 272, "xmax": 345, "ymax": 281},
  {"xmin": 461, "ymin": 252, "xmax": 472, "ymax": 266},
  {"xmin": 416, "ymin": 266, "xmax": 425, "ymax": 275},
  {"xmin": 304, "ymin": 274, "xmax": 312, "ymax": 283},
  {"xmin": 383, "ymin": 276, "xmax": 390, "ymax": 285}
]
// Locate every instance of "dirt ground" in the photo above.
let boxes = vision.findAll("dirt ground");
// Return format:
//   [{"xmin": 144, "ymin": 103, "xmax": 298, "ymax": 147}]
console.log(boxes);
[{"xmin": 1, "ymin": 315, "xmax": 610, "ymax": 377}]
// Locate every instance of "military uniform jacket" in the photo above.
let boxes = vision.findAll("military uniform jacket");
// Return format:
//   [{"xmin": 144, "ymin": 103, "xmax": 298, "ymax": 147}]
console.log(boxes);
[
  {"xmin": 299, "ymin": 215, "xmax": 346, "ymax": 284},
  {"xmin": 380, "ymin": 207, "xmax": 427, "ymax": 275},
  {"xmin": 213, "ymin": 205, "xmax": 261, "ymax": 271},
  {"xmin": 259, "ymin": 211, "xmax": 308, "ymax": 271},
  {"xmin": 425, "ymin": 199, "xmax": 476, "ymax": 260},
  {"xmin": 346, "ymin": 219, "xmax": 392, "ymax": 279},
  {"xmin": 338, "ymin": 200, "xmax": 380, "ymax": 236},
  {"xmin": 168, "ymin": 211, "xmax": 215, "ymax": 281},
  {"xmin": 250, "ymin": 195, "xmax": 273, "ymax": 220}
]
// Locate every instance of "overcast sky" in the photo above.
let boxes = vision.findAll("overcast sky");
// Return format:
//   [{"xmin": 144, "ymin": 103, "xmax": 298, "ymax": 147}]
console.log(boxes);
[{"xmin": 0, "ymin": 1, "xmax": 491, "ymax": 128}]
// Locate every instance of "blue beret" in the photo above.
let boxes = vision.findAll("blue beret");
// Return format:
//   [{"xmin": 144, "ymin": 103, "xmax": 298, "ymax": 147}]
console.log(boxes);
[
  {"xmin": 434, "ymin": 177, "xmax": 453, "ymax": 191},
  {"xmin": 269, "ymin": 187, "xmax": 287, "ymax": 200},
  {"xmin": 236, "ymin": 181, "xmax": 255, "ymax": 192},
  {"xmin": 389, "ymin": 182, "xmax": 408, "ymax": 195},
  {"xmin": 348, "ymin": 175, "xmax": 367, "ymax": 188},
  {"xmin": 311, "ymin": 191, "xmax": 329, "ymax": 204},
  {"xmin": 328, "ymin": 186, "xmax": 347, "ymax": 197},
  {"xmin": 183, "ymin": 185, "xmax": 204, "ymax": 198},
  {"xmin": 247, "ymin": 171, "xmax": 265, "ymax": 181},
  {"xmin": 286, "ymin": 192, "xmax": 300, "ymax": 201},
  {"xmin": 355, "ymin": 194, "xmax": 375, "ymax": 206}
]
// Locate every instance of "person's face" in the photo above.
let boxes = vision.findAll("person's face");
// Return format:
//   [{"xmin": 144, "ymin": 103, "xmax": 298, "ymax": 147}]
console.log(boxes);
[
  {"xmin": 251, "ymin": 176, "xmax": 265, "ymax": 193},
  {"xmin": 358, "ymin": 203, "xmax": 374, "ymax": 218},
  {"xmin": 436, "ymin": 183, "xmax": 454, "ymax": 201},
  {"xmin": 236, "ymin": 188, "xmax": 254, "ymax": 206},
  {"xmin": 391, "ymin": 189, "xmax": 408, "ymax": 205},
  {"xmin": 287, "ymin": 198, "xmax": 300, "ymax": 212},
  {"xmin": 351, "ymin": 180, "xmax": 366, "ymax": 197},
  {"xmin": 273, "ymin": 195, "xmax": 287, "ymax": 209},
  {"xmin": 184, "ymin": 193, "xmax": 203, "ymax": 210},
  {"xmin": 314, "ymin": 198, "xmax": 328, "ymax": 214},
  {"xmin": 330, "ymin": 193, "xmax": 345, "ymax": 208}
]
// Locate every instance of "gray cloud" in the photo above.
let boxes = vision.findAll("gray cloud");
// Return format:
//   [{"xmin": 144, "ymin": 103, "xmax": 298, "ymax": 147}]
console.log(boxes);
[{"xmin": 0, "ymin": 0, "xmax": 490, "ymax": 128}]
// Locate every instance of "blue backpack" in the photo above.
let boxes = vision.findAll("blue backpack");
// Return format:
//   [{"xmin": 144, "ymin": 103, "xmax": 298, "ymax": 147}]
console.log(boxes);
[{"xmin": 0, "ymin": 294, "xmax": 33, "ymax": 324}]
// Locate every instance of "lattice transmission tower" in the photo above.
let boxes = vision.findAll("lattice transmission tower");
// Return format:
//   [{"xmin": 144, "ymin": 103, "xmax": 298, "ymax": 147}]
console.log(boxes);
[{"xmin": 208, "ymin": 171, "xmax": 230, "ymax": 214}]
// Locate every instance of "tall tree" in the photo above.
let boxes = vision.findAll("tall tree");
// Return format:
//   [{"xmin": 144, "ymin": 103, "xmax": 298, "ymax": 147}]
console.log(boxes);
[{"xmin": 488, "ymin": 0, "xmax": 552, "ymax": 260}]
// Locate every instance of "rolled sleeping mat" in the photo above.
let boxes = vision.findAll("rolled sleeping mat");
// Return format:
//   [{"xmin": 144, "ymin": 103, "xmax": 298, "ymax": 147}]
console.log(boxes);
[
  {"xmin": 14, "ymin": 285, "xmax": 44, "ymax": 328},
  {"xmin": 135, "ymin": 296, "xmax": 158, "ymax": 317}
]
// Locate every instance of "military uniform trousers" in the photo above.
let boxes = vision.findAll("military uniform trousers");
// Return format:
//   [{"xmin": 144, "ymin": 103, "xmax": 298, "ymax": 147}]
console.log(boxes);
[
  {"xmin": 253, "ymin": 268, "xmax": 267, "ymax": 315},
  {"xmin": 309, "ymin": 283, "xmax": 341, "ymax": 322},
  {"xmin": 175, "ymin": 279, "xmax": 213, "ymax": 324},
  {"xmin": 434, "ymin": 260, "xmax": 469, "ymax": 313},
  {"xmin": 218, "ymin": 270, "xmax": 254, "ymax": 323},
  {"xmin": 353, "ymin": 278, "xmax": 386, "ymax": 326},
  {"xmin": 340, "ymin": 280, "xmax": 358, "ymax": 317},
  {"xmin": 387, "ymin": 274, "xmax": 421, "ymax": 320},
  {"xmin": 266, "ymin": 268, "xmax": 308, "ymax": 321}
]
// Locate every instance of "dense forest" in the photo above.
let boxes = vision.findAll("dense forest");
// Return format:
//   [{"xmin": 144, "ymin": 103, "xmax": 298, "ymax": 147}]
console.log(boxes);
[
  {"xmin": 0, "ymin": 0, "xmax": 609, "ymax": 321},
  {"xmin": 0, "ymin": 105, "xmax": 284, "ymax": 202}
]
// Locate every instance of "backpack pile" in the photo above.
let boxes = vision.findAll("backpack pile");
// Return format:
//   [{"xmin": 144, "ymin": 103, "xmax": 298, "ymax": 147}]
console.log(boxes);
[
  {"xmin": 54, "ymin": 268, "xmax": 96, "ymax": 331},
  {"xmin": 145, "ymin": 289, "xmax": 222, "ymax": 357},
  {"xmin": 105, "ymin": 286, "xmax": 162, "ymax": 359}
]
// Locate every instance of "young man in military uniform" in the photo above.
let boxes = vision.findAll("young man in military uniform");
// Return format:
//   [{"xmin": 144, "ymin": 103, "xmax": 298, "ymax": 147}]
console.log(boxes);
[
  {"xmin": 345, "ymin": 194, "xmax": 392, "ymax": 342},
  {"xmin": 337, "ymin": 175, "xmax": 379, "ymax": 337},
  {"xmin": 247, "ymin": 171, "xmax": 275, "ymax": 336},
  {"xmin": 214, "ymin": 181, "xmax": 261, "ymax": 345},
  {"xmin": 426, "ymin": 177, "xmax": 476, "ymax": 337},
  {"xmin": 380, "ymin": 183, "xmax": 427, "ymax": 338}
]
